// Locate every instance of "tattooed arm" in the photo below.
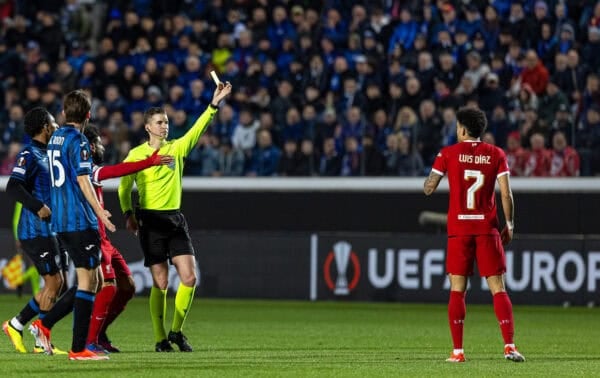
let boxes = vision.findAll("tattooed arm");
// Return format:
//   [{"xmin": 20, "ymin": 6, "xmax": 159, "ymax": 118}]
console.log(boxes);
[{"xmin": 423, "ymin": 171, "xmax": 443, "ymax": 196}]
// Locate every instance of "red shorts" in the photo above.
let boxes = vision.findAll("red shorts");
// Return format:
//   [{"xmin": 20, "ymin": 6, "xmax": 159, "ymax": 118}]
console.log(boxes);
[
  {"xmin": 446, "ymin": 234, "xmax": 506, "ymax": 277},
  {"xmin": 100, "ymin": 239, "xmax": 132, "ymax": 281}
]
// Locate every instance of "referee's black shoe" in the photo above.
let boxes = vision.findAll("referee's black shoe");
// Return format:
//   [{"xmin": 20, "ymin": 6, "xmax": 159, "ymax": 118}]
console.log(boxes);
[
  {"xmin": 168, "ymin": 331, "xmax": 193, "ymax": 352},
  {"xmin": 155, "ymin": 339, "xmax": 174, "ymax": 352}
]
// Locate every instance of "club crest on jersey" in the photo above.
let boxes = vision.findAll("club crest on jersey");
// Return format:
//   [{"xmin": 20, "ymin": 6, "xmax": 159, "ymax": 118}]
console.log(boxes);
[
  {"xmin": 81, "ymin": 149, "xmax": 89, "ymax": 160},
  {"xmin": 17, "ymin": 156, "xmax": 26, "ymax": 166}
]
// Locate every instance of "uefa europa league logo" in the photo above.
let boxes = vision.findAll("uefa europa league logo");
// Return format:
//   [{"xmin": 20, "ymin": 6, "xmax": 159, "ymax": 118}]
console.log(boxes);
[{"xmin": 333, "ymin": 241, "xmax": 352, "ymax": 295}]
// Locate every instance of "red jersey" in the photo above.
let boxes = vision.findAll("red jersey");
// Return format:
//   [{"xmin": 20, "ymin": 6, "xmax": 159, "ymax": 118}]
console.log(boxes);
[
  {"xmin": 506, "ymin": 147, "xmax": 529, "ymax": 176},
  {"xmin": 432, "ymin": 141, "xmax": 509, "ymax": 236},
  {"xmin": 550, "ymin": 147, "xmax": 580, "ymax": 176},
  {"xmin": 523, "ymin": 148, "xmax": 551, "ymax": 176},
  {"xmin": 91, "ymin": 157, "xmax": 158, "ymax": 241}
]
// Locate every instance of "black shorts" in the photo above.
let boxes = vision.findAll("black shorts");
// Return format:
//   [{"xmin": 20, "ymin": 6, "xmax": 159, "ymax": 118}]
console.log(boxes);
[
  {"xmin": 57, "ymin": 229, "xmax": 101, "ymax": 269},
  {"xmin": 57, "ymin": 239, "xmax": 70, "ymax": 272},
  {"xmin": 136, "ymin": 209, "xmax": 195, "ymax": 267},
  {"xmin": 20, "ymin": 236, "xmax": 62, "ymax": 276}
]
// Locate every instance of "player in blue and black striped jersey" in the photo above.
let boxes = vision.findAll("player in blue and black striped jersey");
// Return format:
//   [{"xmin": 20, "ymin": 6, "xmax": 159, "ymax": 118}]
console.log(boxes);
[
  {"xmin": 29, "ymin": 90, "xmax": 114, "ymax": 361},
  {"xmin": 2, "ymin": 107, "xmax": 66, "ymax": 354}
]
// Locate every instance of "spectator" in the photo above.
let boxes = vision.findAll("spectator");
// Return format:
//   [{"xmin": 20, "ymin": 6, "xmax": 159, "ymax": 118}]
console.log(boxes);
[
  {"xmin": 370, "ymin": 109, "xmax": 393, "ymax": 152},
  {"xmin": 318, "ymin": 137, "xmax": 341, "ymax": 176},
  {"xmin": 36, "ymin": 11, "xmax": 62, "ymax": 64},
  {"xmin": 1, "ymin": 105, "xmax": 25, "ymax": 150},
  {"xmin": 520, "ymin": 50, "xmax": 550, "ymax": 96},
  {"xmin": 296, "ymin": 139, "xmax": 318, "ymax": 176},
  {"xmin": 506, "ymin": 2, "xmax": 535, "ymax": 48},
  {"xmin": 551, "ymin": 104, "xmax": 575, "ymax": 144},
  {"xmin": 184, "ymin": 134, "xmax": 219, "ymax": 176},
  {"xmin": 4, "ymin": 15, "xmax": 31, "ymax": 50},
  {"xmin": 538, "ymin": 80, "xmax": 569, "ymax": 127},
  {"xmin": 506, "ymin": 131, "xmax": 529, "ymax": 176},
  {"xmin": 322, "ymin": 8, "xmax": 347, "ymax": 47},
  {"xmin": 169, "ymin": 110, "xmax": 191, "ymax": 139},
  {"xmin": 231, "ymin": 108, "xmax": 259, "ymax": 152},
  {"xmin": 564, "ymin": 49, "xmax": 587, "ymax": 103},
  {"xmin": 550, "ymin": 131, "xmax": 580, "ymax": 176},
  {"xmin": 278, "ymin": 139, "xmax": 300, "ymax": 176},
  {"xmin": 300, "ymin": 104, "xmax": 319, "ymax": 143},
  {"xmin": 583, "ymin": 27, "xmax": 600, "ymax": 71},
  {"xmin": 416, "ymin": 99, "xmax": 442, "ymax": 166},
  {"xmin": 440, "ymin": 107, "xmax": 458, "ymax": 147},
  {"xmin": 215, "ymin": 139, "xmax": 245, "ymax": 177},
  {"xmin": 248, "ymin": 129, "xmax": 281, "ymax": 176},
  {"xmin": 0, "ymin": 142, "xmax": 22, "ymax": 175},
  {"xmin": 577, "ymin": 105, "xmax": 600, "ymax": 175},
  {"xmin": 336, "ymin": 76, "xmax": 366, "ymax": 115},
  {"xmin": 361, "ymin": 133, "xmax": 383, "ymax": 176},
  {"xmin": 267, "ymin": 6, "xmax": 296, "ymax": 51},
  {"xmin": 479, "ymin": 72, "xmax": 506, "ymax": 114},
  {"xmin": 388, "ymin": 8, "xmax": 418, "ymax": 53},
  {"xmin": 536, "ymin": 21, "xmax": 558, "ymax": 67},
  {"xmin": 524, "ymin": 132, "xmax": 552, "ymax": 176},
  {"xmin": 340, "ymin": 106, "xmax": 366, "ymax": 144},
  {"xmin": 340, "ymin": 136, "xmax": 361, "ymax": 176},
  {"xmin": 416, "ymin": 51, "xmax": 436, "ymax": 94},
  {"xmin": 394, "ymin": 106, "xmax": 419, "ymax": 148},
  {"xmin": 488, "ymin": 105, "xmax": 515, "ymax": 149},
  {"xmin": 482, "ymin": 131, "xmax": 496, "ymax": 145},
  {"xmin": 397, "ymin": 133, "xmax": 424, "ymax": 176},
  {"xmin": 271, "ymin": 79, "xmax": 294, "ymax": 128},
  {"xmin": 401, "ymin": 77, "xmax": 424, "ymax": 111},
  {"xmin": 382, "ymin": 133, "xmax": 401, "ymax": 175},
  {"xmin": 581, "ymin": 73, "xmax": 600, "ymax": 119},
  {"xmin": 556, "ymin": 23, "xmax": 575, "ymax": 54}
]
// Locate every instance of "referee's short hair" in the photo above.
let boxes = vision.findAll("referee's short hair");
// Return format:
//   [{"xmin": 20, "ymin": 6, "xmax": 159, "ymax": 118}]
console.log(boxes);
[{"xmin": 143, "ymin": 107, "xmax": 166, "ymax": 125}]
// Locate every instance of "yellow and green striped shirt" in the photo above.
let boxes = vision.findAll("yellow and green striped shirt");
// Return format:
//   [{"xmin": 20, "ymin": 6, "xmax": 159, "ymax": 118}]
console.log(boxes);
[{"xmin": 118, "ymin": 106, "xmax": 218, "ymax": 212}]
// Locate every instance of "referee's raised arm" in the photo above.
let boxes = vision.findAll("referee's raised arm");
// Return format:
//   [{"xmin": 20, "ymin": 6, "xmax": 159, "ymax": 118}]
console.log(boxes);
[{"xmin": 172, "ymin": 81, "xmax": 233, "ymax": 158}]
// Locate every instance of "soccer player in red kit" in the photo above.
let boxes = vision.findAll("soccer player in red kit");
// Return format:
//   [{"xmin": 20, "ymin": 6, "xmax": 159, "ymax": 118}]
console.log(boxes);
[
  {"xmin": 423, "ymin": 107, "xmax": 525, "ymax": 363},
  {"xmin": 83, "ymin": 125, "xmax": 173, "ymax": 353}
]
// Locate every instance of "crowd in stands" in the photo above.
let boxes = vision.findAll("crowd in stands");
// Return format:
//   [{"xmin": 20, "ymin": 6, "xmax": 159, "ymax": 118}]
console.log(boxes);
[{"xmin": 1, "ymin": 0, "xmax": 599, "ymax": 177}]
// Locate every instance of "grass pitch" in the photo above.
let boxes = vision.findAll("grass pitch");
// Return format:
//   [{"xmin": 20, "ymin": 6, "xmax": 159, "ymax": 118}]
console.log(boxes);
[{"xmin": 0, "ymin": 294, "xmax": 599, "ymax": 377}]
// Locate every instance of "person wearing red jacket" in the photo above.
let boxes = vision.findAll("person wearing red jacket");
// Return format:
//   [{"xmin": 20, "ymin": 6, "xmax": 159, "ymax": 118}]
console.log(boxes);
[
  {"xmin": 505, "ymin": 131, "xmax": 529, "ymax": 176},
  {"xmin": 550, "ymin": 131, "xmax": 580, "ymax": 176},
  {"xmin": 83, "ymin": 125, "xmax": 173, "ymax": 353},
  {"xmin": 520, "ymin": 50, "xmax": 549, "ymax": 95},
  {"xmin": 524, "ymin": 132, "xmax": 551, "ymax": 176}
]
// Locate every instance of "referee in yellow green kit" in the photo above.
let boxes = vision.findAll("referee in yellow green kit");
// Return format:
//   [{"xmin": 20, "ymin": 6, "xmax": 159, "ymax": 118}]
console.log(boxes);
[{"xmin": 118, "ymin": 81, "xmax": 232, "ymax": 352}]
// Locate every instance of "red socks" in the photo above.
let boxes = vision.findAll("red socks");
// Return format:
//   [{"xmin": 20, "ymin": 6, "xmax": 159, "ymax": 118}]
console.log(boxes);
[
  {"xmin": 87, "ymin": 285, "xmax": 117, "ymax": 344},
  {"xmin": 493, "ymin": 291, "xmax": 514, "ymax": 345},
  {"xmin": 101, "ymin": 286, "xmax": 135, "ymax": 335},
  {"xmin": 448, "ymin": 291, "xmax": 466, "ymax": 349}
]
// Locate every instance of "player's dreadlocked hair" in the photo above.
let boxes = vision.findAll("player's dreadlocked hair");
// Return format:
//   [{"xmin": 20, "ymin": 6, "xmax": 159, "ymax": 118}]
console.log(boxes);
[
  {"xmin": 456, "ymin": 107, "xmax": 487, "ymax": 138},
  {"xmin": 23, "ymin": 107, "xmax": 51, "ymax": 138}
]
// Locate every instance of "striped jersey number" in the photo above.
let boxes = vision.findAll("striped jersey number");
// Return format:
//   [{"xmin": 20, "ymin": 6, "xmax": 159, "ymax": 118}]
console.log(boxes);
[
  {"xmin": 464, "ymin": 169, "xmax": 484, "ymax": 209},
  {"xmin": 48, "ymin": 150, "xmax": 65, "ymax": 187}
]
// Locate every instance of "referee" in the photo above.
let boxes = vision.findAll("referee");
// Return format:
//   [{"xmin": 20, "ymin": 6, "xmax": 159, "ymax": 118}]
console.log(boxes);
[{"xmin": 118, "ymin": 81, "xmax": 232, "ymax": 352}]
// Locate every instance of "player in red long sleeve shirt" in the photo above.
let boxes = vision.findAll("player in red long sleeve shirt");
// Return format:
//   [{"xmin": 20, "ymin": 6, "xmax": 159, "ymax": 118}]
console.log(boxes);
[{"xmin": 83, "ymin": 125, "xmax": 173, "ymax": 353}]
